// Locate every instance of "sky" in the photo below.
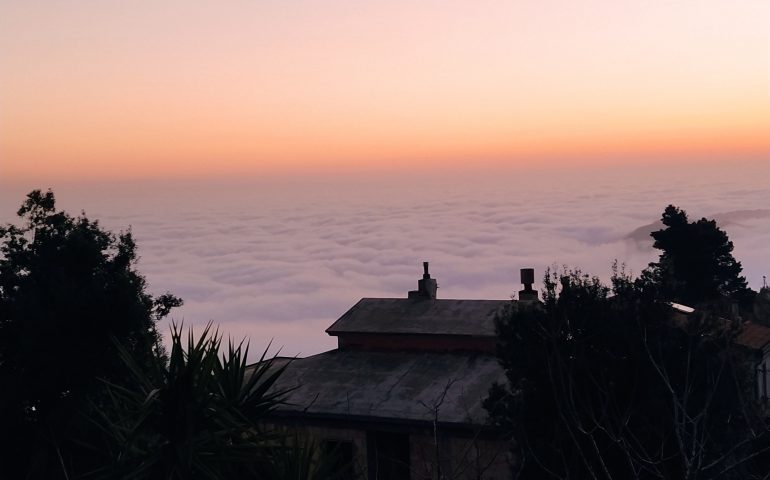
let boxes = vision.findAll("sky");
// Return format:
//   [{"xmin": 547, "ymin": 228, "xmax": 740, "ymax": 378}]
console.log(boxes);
[
  {"xmin": 1, "ymin": 0, "xmax": 768, "ymax": 181},
  {"xmin": 0, "ymin": 2, "xmax": 768, "ymax": 358}
]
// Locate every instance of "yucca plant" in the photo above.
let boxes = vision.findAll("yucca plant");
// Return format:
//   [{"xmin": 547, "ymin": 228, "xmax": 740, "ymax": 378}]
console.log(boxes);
[{"xmin": 80, "ymin": 322, "xmax": 293, "ymax": 480}]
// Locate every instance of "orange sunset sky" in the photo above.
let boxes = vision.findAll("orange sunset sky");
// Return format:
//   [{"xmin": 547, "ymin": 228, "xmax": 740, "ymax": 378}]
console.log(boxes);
[{"xmin": 1, "ymin": 1, "xmax": 768, "ymax": 181}]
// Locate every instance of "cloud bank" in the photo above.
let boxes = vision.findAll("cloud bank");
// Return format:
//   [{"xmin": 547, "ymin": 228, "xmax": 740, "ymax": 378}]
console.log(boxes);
[{"xmin": 2, "ymin": 164, "xmax": 768, "ymax": 358}]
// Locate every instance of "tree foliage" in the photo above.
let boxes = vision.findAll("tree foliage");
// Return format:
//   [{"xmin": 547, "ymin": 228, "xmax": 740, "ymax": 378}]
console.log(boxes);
[
  {"xmin": 486, "ymin": 204, "xmax": 767, "ymax": 479},
  {"xmin": 0, "ymin": 190, "xmax": 349, "ymax": 479},
  {"xmin": 0, "ymin": 190, "xmax": 182, "ymax": 477},
  {"xmin": 646, "ymin": 205, "xmax": 752, "ymax": 306},
  {"xmin": 486, "ymin": 267, "xmax": 768, "ymax": 479}
]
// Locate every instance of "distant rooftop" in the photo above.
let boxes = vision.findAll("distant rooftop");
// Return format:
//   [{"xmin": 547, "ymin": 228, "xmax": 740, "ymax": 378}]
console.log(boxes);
[
  {"xmin": 325, "ymin": 298, "xmax": 510, "ymax": 338},
  {"xmin": 735, "ymin": 322, "xmax": 770, "ymax": 351}
]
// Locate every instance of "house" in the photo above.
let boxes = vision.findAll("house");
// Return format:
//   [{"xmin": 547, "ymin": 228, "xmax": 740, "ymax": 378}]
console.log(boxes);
[{"xmin": 267, "ymin": 263, "xmax": 527, "ymax": 480}]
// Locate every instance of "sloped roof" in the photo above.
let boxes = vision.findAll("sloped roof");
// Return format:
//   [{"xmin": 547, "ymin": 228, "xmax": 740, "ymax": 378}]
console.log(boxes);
[
  {"xmin": 272, "ymin": 349, "xmax": 506, "ymax": 427},
  {"xmin": 735, "ymin": 322, "xmax": 770, "ymax": 350},
  {"xmin": 325, "ymin": 298, "xmax": 510, "ymax": 337}
]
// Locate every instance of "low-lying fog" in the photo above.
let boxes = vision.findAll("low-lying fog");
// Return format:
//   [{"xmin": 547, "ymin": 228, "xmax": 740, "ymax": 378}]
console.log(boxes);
[{"xmin": 3, "ymin": 162, "xmax": 767, "ymax": 358}]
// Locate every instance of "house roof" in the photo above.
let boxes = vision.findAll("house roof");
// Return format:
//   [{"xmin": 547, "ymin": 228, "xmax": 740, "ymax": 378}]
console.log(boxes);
[
  {"xmin": 325, "ymin": 298, "xmax": 510, "ymax": 338},
  {"xmin": 271, "ymin": 349, "xmax": 506, "ymax": 427},
  {"xmin": 735, "ymin": 322, "xmax": 770, "ymax": 351}
]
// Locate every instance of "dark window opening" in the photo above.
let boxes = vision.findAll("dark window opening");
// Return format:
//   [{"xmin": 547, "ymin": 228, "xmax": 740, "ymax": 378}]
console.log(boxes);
[
  {"xmin": 321, "ymin": 440, "xmax": 354, "ymax": 480},
  {"xmin": 367, "ymin": 431, "xmax": 410, "ymax": 480}
]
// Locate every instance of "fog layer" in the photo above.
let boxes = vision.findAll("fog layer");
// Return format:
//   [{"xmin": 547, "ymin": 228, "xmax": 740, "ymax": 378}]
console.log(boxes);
[{"xmin": 2, "ymin": 163, "xmax": 767, "ymax": 357}]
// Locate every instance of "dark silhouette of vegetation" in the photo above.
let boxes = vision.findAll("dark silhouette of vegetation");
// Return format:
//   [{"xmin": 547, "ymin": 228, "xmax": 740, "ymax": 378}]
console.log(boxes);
[
  {"xmin": 645, "ymin": 204, "xmax": 753, "ymax": 307},
  {"xmin": 486, "ymin": 205, "xmax": 769, "ymax": 479},
  {"xmin": 0, "ymin": 190, "xmax": 181, "ymax": 478},
  {"xmin": 82, "ymin": 322, "xmax": 295, "ymax": 479},
  {"xmin": 0, "ymin": 190, "xmax": 351, "ymax": 479},
  {"xmin": 81, "ymin": 323, "xmax": 349, "ymax": 479}
]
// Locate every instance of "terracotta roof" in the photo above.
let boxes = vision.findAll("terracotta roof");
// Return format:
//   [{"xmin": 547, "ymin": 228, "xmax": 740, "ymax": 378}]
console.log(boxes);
[{"xmin": 735, "ymin": 322, "xmax": 770, "ymax": 350}]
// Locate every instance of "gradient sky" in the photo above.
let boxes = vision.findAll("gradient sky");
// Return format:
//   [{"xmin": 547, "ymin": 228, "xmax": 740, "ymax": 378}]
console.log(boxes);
[{"xmin": 1, "ymin": 0, "xmax": 768, "ymax": 181}]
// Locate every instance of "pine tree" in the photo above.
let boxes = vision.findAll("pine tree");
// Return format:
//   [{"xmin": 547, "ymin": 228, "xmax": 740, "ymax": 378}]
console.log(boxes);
[{"xmin": 647, "ymin": 205, "xmax": 752, "ymax": 306}]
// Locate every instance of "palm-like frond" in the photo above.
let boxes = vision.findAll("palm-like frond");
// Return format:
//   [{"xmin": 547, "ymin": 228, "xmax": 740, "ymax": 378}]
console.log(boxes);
[{"xmin": 80, "ymin": 321, "xmax": 294, "ymax": 479}]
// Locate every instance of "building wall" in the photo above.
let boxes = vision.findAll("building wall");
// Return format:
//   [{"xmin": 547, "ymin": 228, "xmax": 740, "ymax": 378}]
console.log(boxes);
[
  {"xmin": 267, "ymin": 421, "xmax": 370, "ymax": 478},
  {"xmin": 268, "ymin": 419, "xmax": 510, "ymax": 480},
  {"xmin": 409, "ymin": 432, "xmax": 511, "ymax": 480},
  {"xmin": 337, "ymin": 333, "xmax": 496, "ymax": 353}
]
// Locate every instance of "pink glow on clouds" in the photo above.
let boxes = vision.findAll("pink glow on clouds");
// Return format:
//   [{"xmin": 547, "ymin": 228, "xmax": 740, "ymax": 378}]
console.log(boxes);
[{"xmin": 1, "ymin": 163, "xmax": 767, "ymax": 359}]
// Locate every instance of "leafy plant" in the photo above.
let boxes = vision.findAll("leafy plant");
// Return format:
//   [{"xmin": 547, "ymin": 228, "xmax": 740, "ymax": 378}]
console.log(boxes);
[
  {"xmin": 82, "ymin": 322, "xmax": 293, "ymax": 479},
  {"xmin": 0, "ymin": 189, "xmax": 181, "ymax": 477}
]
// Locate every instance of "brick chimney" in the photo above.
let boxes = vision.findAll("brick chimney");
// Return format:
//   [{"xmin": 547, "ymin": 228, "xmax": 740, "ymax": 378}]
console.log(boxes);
[
  {"xmin": 518, "ymin": 268, "xmax": 538, "ymax": 303},
  {"xmin": 408, "ymin": 262, "xmax": 437, "ymax": 299}
]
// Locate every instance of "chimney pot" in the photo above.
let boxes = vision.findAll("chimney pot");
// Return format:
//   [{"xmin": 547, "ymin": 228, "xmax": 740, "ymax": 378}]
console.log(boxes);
[
  {"xmin": 520, "ymin": 268, "xmax": 535, "ymax": 287},
  {"xmin": 519, "ymin": 268, "xmax": 538, "ymax": 302},
  {"xmin": 409, "ymin": 261, "xmax": 438, "ymax": 299}
]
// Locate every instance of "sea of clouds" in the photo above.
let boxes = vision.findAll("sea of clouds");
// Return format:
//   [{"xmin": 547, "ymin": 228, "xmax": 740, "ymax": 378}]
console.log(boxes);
[{"xmin": 2, "ymin": 163, "xmax": 768, "ymax": 358}]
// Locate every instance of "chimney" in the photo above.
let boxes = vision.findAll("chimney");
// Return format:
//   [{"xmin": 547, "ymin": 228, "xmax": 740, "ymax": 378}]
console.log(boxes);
[
  {"xmin": 408, "ymin": 261, "xmax": 438, "ymax": 299},
  {"xmin": 518, "ymin": 268, "xmax": 538, "ymax": 302}
]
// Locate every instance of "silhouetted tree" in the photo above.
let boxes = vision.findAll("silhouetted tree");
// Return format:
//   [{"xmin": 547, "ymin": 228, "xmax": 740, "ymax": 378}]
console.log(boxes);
[
  {"xmin": 0, "ymin": 190, "xmax": 182, "ymax": 478},
  {"xmin": 486, "ymin": 267, "xmax": 769, "ymax": 479},
  {"xmin": 646, "ymin": 205, "xmax": 753, "ymax": 307}
]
